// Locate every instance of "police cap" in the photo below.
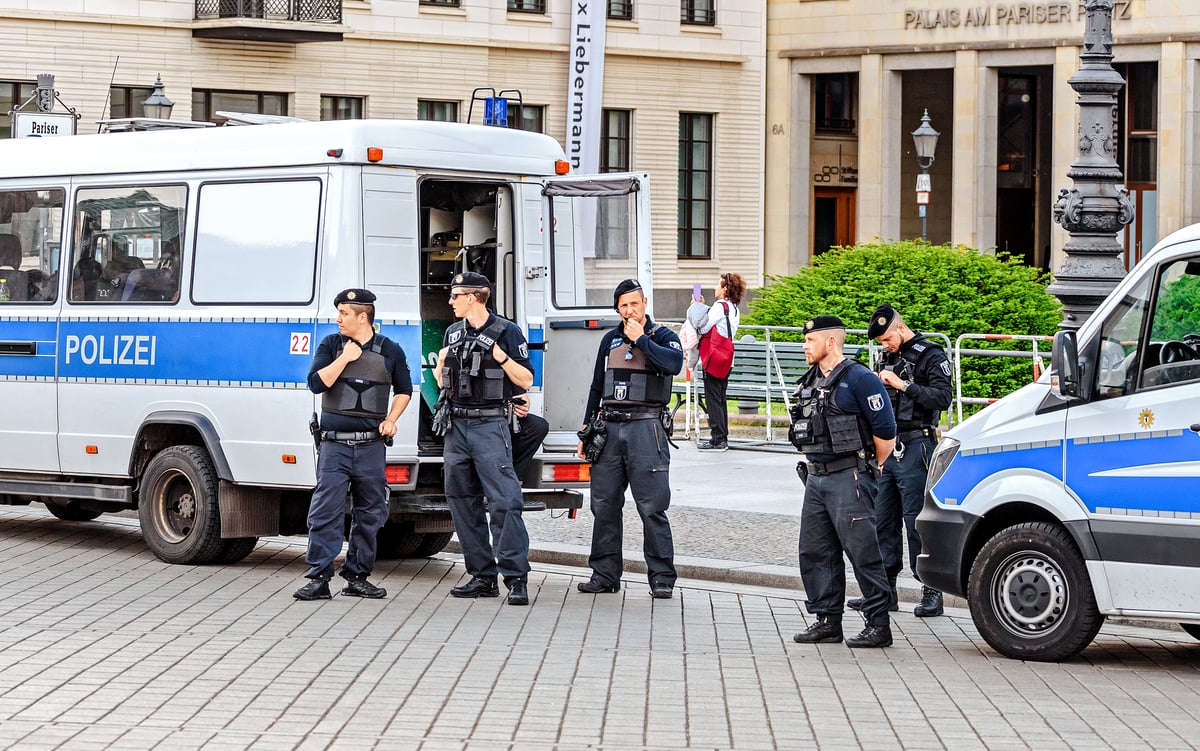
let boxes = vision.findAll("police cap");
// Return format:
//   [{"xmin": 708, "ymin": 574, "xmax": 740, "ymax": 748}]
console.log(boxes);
[
  {"xmin": 451, "ymin": 271, "xmax": 491, "ymax": 289},
  {"xmin": 612, "ymin": 278, "xmax": 645, "ymax": 308},
  {"xmin": 334, "ymin": 288, "xmax": 376, "ymax": 306},
  {"xmin": 867, "ymin": 304, "xmax": 898, "ymax": 339},
  {"xmin": 804, "ymin": 315, "xmax": 845, "ymax": 334}
]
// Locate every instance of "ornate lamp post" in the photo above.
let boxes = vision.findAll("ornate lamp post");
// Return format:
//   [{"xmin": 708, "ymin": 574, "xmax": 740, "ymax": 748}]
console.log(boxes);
[
  {"xmin": 1049, "ymin": 0, "xmax": 1133, "ymax": 330},
  {"xmin": 911, "ymin": 109, "xmax": 940, "ymax": 242},
  {"xmin": 142, "ymin": 75, "xmax": 174, "ymax": 120}
]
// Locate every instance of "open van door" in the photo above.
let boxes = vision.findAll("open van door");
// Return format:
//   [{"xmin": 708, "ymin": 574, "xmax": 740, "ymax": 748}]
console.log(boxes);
[{"xmin": 527, "ymin": 172, "xmax": 651, "ymax": 448}]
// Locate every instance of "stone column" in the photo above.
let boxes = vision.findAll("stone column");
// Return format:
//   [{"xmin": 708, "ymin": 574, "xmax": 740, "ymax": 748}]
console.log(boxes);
[{"xmin": 1048, "ymin": 0, "xmax": 1133, "ymax": 330}]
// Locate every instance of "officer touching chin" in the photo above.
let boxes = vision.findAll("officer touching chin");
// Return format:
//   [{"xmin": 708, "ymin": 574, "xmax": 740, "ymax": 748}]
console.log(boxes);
[
  {"xmin": 789, "ymin": 316, "xmax": 896, "ymax": 648},
  {"xmin": 294, "ymin": 288, "xmax": 413, "ymax": 601},
  {"xmin": 435, "ymin": 272, "xmax": 535, "ymax": 606}
]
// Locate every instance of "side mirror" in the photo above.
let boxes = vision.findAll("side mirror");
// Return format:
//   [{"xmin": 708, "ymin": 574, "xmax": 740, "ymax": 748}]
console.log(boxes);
[{"xmin": 1051, "ymin": 330, "xmax": 1080, "ymax": 399}]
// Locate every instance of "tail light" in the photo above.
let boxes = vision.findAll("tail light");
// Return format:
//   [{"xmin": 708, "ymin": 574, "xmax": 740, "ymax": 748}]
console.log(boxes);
[{"xmin": 386, "ymin": 464, "xmax": 411, "ymax": 484}]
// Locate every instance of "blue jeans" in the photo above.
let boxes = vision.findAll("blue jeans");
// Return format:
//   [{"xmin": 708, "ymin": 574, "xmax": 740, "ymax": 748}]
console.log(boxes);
[
  {"xmin": 874, "ymin": 434, "xmax": 933, "ymax": 580},
  {"xmin": 305, "ymin": 439, "xmax": 388, "ymax": 581},
  {"xmin": 799, "ymin": 466, "xmax": 892, "ymax": 626},
  {"xmin": 588, "ymin": 417, "xmax": 676, "ymax": 588},
  {"xmin": 444, "ymin": 416, "xmax": 530, "ymax": 584}
]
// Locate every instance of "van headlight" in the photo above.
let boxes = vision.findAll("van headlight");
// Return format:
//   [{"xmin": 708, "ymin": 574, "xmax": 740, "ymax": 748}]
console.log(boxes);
[{"xmin": 924, "ymin": 437, "xmax": 960, "ymax": 499}]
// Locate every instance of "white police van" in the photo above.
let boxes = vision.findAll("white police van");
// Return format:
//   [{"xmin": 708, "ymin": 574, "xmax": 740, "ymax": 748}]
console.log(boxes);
[
  {"xmin": 917, "ymin": 224, "xmax": 1200, "ymax": 660},
  {"xmin": 0, "ymin": 119, "xmax": 651, "ymax": 564}
]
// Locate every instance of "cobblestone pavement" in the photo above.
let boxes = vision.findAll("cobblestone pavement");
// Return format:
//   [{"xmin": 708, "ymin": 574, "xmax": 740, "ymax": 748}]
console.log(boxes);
[{"xmin": 4, "ymin": 505, "xmax": 1200, "ymax": 750}]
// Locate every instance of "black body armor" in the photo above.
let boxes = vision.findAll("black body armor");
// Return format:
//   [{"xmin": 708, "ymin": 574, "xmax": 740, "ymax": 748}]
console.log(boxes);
[
  {"xmin": 877, "ymin": 337, "xmax": 944, "ymax": 429},
  {"xmin": 601, "ymin": 327, "xmax": 673, "ymax": 408},
  {"xmin": 443, "ymin": 319, "xmax": 511, "ymax": 406},
  {"xmin": 789, "ymin": 359, "xmax": 870, "ymax": 456},
  {"xmin": 323, "ymin": 337, "xmax": 391, "ymax": 420}
]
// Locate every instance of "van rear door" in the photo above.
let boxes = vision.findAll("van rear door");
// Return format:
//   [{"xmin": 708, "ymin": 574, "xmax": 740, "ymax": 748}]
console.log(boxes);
[{"xmin": 526, "ymin": 173, "xmax": 651, "ymax": 446}]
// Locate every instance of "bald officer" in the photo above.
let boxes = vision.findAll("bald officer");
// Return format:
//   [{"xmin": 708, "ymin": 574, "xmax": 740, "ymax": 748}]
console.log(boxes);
[
  {"xmin": 295, "ymin": 288, "xmax": 413, "ymax": 601},
  {"xmin": 790, "ymin": 316, "xmax": 896, "ymax": 648}
]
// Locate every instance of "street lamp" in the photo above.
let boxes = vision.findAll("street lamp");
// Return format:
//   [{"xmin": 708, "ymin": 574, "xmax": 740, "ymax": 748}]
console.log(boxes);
[
  {"xmin": 142, "ymin": 75, "xmax": 174, "ymax": 120},
  {"xmin": 911, "ymin": 109, "xmax": 940, "ymax": 242}
]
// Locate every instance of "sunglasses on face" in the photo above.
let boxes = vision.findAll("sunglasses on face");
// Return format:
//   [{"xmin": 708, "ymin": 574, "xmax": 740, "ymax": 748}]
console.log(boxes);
[{"xmin": 449, "ymin": 291, "xmax": 474, "ymax": 301}]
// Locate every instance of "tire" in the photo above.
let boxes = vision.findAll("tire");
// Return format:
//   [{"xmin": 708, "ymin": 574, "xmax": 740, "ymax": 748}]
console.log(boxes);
[
  {"xmin": 967, "ymin": 522, "xmax": 1104, "ymax": 662},
  {"xmin": 412, "ymin": 531, "xmax": 453, "ymax": 558},
  {"xmin": 138, "ymin": 445, "xmax": 225, "ymax": 565},
  {"xmin": 375, "ymin": 520, "xmax": 422, "ymax": 559},
  {"xmin": 212, "ymin": 537, "xmax": 258, "ymax": 564},
  {"xmin": 1180, "ymin": 623, "xmax": 1200, "ymax": 640},
  {"xmin": 44, "ymin": 500, "xmax": 104, "ymax": 522}
]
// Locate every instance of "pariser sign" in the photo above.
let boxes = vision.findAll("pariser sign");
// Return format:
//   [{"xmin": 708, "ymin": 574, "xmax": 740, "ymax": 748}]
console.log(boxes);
[
  {"xmin": 11, "ymin": 111, "xmax": 77, "ymax": 138},
  {"xmin": 904, "ymin": 1, "xmax": 1132, "ymax": 30}
]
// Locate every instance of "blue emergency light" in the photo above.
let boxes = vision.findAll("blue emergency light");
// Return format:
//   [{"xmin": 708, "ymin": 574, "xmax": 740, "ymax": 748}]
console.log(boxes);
[{"xmin": 483, "ymin": 97, "xmax": 508, "ymax": 127}]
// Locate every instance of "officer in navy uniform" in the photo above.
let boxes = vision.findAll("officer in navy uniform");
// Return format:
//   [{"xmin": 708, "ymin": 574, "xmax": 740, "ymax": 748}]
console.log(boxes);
[
  {"xmin": 576, "ymin": 279, "xmax": 684, "ymax": 598},
  {"xmin": 435, "ymin": 272, "xmax": 535, "ymax": 606},
  {"xmin": 790, "ymin": 316, "xmax": 897, "ymax": 648},
  {"xmin": 295, "ymin": 288, "xmax": 413, "ymax": 601},
  {"xmin": 848, "ymin": 304, "xmax": 953, "ymax": 617}
]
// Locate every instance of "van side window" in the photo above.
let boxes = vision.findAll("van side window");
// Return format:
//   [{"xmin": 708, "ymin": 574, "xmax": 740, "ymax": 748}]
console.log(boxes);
[
  {"xmin": 1094, "ymin": 273, "xmax": 1151, "ymax": 399},
  {"xmin": 192, "ymin": 179, "xmax": 321, "ymax": 305},
  {"xmin": 69, "ymin": 185, "xmax": 187, "ymax": 304},
  {"xmin": 1140, "ymin": 257, "xmax": 1200, "ymax": 389},
  {"xmin": 0, "ymin": 188, "xmax": 64, "ymax": 304}
]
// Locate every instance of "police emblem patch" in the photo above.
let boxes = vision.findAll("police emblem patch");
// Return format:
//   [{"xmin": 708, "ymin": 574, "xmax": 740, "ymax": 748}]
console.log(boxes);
[
  {"xmin": 806, "ymin": 319, "xmax": 815, "ymax": 331},
  {"xmin": 453, "ymin": 274, "xmax": 463, "ymax": 284},
  {"xmin": 448, "ymin": 330, "xmax": 463, "ymax": 344},
  {"xmin": 877, "ymin": 316, "xmax": 886, "ymax": 326},
  {"xmin": 614, "ymin": 384, "xmax": 628, "ymax": 401},
  {"xmin": 347, "ymin": 291, "xmax": 357, "ymax": 301},
  {"xmin": 940, "ymin": 361, "xmax": 952, "ymax": 376},
  {"xmin": 669, "ymin": 341, "xmax": 682, "ymax": 351},
  {"xmin": 518, "ymin": 343, "xmax": 528, "ymax": 358},
  {"xmin": 867, "ymin": 394, "xmax": 885, "ymax": 411}
]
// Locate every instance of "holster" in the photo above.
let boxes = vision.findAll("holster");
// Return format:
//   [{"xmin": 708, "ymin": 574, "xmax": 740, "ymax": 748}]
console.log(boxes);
[
  {"xmin": 308, "ymin": 412, "xmax": 321, "ymax": 450},
  {"xmin": 577, "ymin": 414, "xmax": 608, "ymax": 463}
]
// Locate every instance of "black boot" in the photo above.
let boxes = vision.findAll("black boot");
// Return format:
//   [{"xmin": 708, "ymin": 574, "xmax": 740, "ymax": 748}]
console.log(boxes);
[
  {"xmin": 914, "ymin": 586, "xmax": 943, "ymax": 617},
  {"xmin": 846, "ymin": 623, "xmax": 893, "ymax": 648},
  {"xmin": 792, "ymin": 615, "xmax": 843, "ymax": 644}
]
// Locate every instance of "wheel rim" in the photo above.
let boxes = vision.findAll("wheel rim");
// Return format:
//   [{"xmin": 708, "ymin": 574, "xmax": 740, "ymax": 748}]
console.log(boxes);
[
  {"xmin": 150, "ymin": 468, "xmax": 198, "ymax": 544},
  {"xmin": 992, "ymin": 550, "xmax": 1068, "ymax": 639}
]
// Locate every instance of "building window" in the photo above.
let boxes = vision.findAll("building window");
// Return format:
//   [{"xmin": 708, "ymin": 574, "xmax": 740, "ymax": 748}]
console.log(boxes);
[
  {"xmin": 0, "ymin": 81, "xmax": 37, "ymax": 138},
  {"xmin": 418, "ymin": 100, "xmax": 459, "ymax": 123},
  {"xmin": 192, "ymin": 90, "xmax": 287, "ymax": 124},
  {"xmin": 815, "ymin": 73, "xmax": 857, "ymax": 134},
  {"xmin": 507, "ymin": 104, "xmax": 545, "ymax": 133},
  {"xmin": 420, "ymin": 0, "xmax": 460, "ymax": 6},
  {"xmin": 597, "ymin": 110, "xmax": 633, "ymax": 260},
  {"xmin": 609, "ymin": 0, "xmax": 633, "ymax": 20},
  {"xmin": 601, "ymin": 109, "xmax": 631, "ymax": 173},
  {"xmin": 681, "ymin": 0, "xmax": 715, "ymax": 25},
  {"xmin": 678, "ymin": 113, "xmax": 713, "ymax": 259},
  {"xmin": 109, "ymin": 85, "xmax": 154, "ymax": 120},
  {"xmin": 1121, "ymin": 62, "xmax": 1158, "ymax": 184},
  {"xmin": 320, "ymin": 95, "xmax": 363, "ymax": 121},
  {"xmin": 508, "ymin": 0, "xmax": 546, "ymax": 12}
]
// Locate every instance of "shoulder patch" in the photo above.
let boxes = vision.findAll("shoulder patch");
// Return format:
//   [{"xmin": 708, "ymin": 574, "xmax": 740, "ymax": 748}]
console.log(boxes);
[
  {"xmin": 867, "ymin": 393, "xmax": 885, "ymax": 411},
  {"xmin": 448, "ymin": 329, "xmax": 463, "ymax": 344},
  {"xmin": 518, "ymin": 343, "xmax": 529, "ymax": 359},
  {"xmin": 669, "ymin": 341, "xmax": 682, "ymax": 351},
  {"xmin": 940, "ymin": 360, "xmax": 952, "ymax": 376}
]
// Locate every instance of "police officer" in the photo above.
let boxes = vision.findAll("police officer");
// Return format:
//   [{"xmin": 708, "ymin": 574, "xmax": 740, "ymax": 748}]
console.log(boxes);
[
  {"xmin": 576, "ymin": 279, "xmax": 684, "ymax": 598},
  {"xmin": 790, "ymin": 316, "xmax": 897, "ymax": 648},
  {"xmin": 294, "ymin": 288, "xmax": 413, "ymax": 601},
  {"xmin": 849, "ymin": 304, "xmax": 953, "ymax": 617},
  {"xmin": 435, "ymin": 272, "xmax": 535, "ymax": 606}
]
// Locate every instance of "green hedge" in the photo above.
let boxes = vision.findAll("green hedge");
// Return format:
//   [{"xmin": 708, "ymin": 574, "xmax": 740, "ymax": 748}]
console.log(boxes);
[{"xmin": 745, "ymin": 240, "xmax": 1063, "ymax": 413}]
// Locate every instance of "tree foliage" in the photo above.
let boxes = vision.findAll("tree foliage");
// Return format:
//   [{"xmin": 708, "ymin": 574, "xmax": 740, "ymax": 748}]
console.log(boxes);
[{"xmin": 745, "ymin": 240, "xmax": 1063, "ymax": 413}]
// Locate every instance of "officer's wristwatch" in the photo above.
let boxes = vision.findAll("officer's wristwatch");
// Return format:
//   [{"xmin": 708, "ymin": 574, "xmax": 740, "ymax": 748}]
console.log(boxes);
[{"xmin": 902, "ymin": 379, "xmax": 912, "ymax": 392}]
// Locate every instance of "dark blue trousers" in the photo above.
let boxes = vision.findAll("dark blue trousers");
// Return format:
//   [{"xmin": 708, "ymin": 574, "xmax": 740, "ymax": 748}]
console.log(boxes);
[
  {"xmin": 874, "ymin": 434, "xmax": 934, "ymax": 580},
  {"xmin": 587, "ymin": 418, "xmax": 677, "ymax": 588},
  {"xmin": 799, "ymin": 466, "xmax": 892, "ymax": 626},
  {"xmin": 305, "ymin": 439, "xmax": 388, "ymax": 581},
  {"xmin": 445, "ymin": 416, "xmax": 530, "ymax": 584}
]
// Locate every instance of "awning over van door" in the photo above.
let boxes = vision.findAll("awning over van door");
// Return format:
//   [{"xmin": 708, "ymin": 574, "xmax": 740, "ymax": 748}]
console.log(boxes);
[{"xmin": 542, "ymin": 177, "xmax": 641, "ymax": 197}]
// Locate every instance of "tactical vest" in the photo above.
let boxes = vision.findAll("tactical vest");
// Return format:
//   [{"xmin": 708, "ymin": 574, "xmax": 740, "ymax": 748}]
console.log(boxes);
[
  {"xmin": 323, "ymin": 336, "xmax": 391, "ymax": 420},
  {"xmin": 877, "ymin": 336, "xmax": 944, "ymax": 429},
  {"xmin": 444, "ymin": 318, "xmax": 511, "ymax": 406},
  {"xmin": 789, "ymin": 358, "xmax": 870, "ymax": 457},
  {"xmin": 601, "ymin": 326, "xmax": 673, "ymax": 408}
]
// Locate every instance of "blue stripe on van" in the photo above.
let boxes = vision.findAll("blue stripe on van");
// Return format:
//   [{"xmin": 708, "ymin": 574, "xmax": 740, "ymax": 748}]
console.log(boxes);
[
  {"xmin": 528, "ymin": 324, "xmax": 544, "ymax": 388},
  {"xmin": 1065, "ymin": 430, "xmax": 1200, "ymax": 514},
  {"xmin": 931, "ymin": 440, "xmax": 1063, "ymax": 505}
]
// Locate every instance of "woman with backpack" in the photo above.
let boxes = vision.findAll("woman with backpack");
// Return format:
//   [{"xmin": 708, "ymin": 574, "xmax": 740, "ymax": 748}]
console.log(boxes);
[{"xmin": 696, "ymin": 272, "xmax": 746, "ymax": 451}]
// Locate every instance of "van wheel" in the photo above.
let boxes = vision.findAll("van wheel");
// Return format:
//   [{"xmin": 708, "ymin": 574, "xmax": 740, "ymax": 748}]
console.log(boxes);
[
  {"xmin": 412, "ymin": 531, "xmax": 453, "ymax": 558},
  {"xmin": 44, "ymin": 500, "xmax": 103, "ymax": 522},
  {"xmin": 1180, "ymin": 624, "xmax": 1200, "ymax": 640},
  {"xmin": 376, "ymin": 520, "xmax": 422, "ymax": 559},
  {"xmin": 139, "ymin": 446, "xmax": 224, "ymax": 565},
  {"xmin": 968, "ymin": 522, "xmax": 1104, "ymax": 662}
]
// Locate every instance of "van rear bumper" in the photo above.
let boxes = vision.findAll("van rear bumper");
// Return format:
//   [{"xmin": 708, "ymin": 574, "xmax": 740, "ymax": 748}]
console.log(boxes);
[
  {"xmin": 915, "ymin": 499, "xmax": 980, "ymax": 598},
  {"xmin": 387, "ymin": 488, "xmax": 583, "ymax": 515}
]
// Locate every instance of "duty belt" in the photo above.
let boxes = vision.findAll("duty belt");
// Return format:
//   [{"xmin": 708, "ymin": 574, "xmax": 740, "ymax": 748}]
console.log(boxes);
[
  {"xmin": 450, "ymin": 406, "xmax": 507, "ymax": 419},
  {"xmin": 601, "ymin": 407, "xmax": 661, "ymax": 422},
  {"xmin": 321, "ymin": 431, "xmax": 382, "ymax": 446},
  {"xmin": 897, "ymin": 427, "xmax": 936, "ymax": 442},
  {"xmin": 804, "ymin": 454, "xmax": 863, "ymax": 476}
]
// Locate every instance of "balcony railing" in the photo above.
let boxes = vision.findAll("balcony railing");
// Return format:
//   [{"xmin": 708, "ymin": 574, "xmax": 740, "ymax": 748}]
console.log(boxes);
[{"xmin": 195, "ymin": 0, "xmax": 342, "ymax": 23}]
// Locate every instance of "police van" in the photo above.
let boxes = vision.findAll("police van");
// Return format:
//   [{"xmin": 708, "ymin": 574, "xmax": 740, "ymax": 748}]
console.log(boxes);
[
  {"xmin": 917, "ymin": 224, "xmax": 1200, "ymax": 661},
  {"xmin": 0, "ymin": 119, "xmax": 651, "ymax": 565}
]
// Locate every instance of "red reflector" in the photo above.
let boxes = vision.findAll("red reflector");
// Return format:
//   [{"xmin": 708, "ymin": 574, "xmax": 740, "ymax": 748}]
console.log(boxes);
[
  {"xmin": 555, "ymin": 159, "xmax": 570, "ymax": 175},
  {"xmin": 85, "ymin": 445, "xmax": 98, "ymax": 455},
  {"xmin": 367, "ymin": 147, "xmax": 383, "ymax": 162},
  {"xmin": 551, "ymin": 464, "xmax": 590, "ymax": 482},
  {"xmin": 586, "ymin": 320, "xmax": 598, "ymax": 328},
  {"xmin": 282, "ymin": 455, "xmax": 297, "ymax": 464},
  {"xmin": 327, "ymin": 148, "xmax": 343, "ymax": 158},
  {"xmin": 386, "ymin": 465, "xmax": 411, "ymax": 484}
]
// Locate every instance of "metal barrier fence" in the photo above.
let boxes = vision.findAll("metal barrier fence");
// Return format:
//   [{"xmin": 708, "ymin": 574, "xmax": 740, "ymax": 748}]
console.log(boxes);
[{"xmin": 952, "ymin": 333, "xmax": 1053, "ymax": 424}]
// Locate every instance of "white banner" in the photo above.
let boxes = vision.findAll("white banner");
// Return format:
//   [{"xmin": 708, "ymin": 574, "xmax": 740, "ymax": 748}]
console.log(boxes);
[{"xmin": 566, "ymin": 1, "xmax": 607, "ymax": 173}]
